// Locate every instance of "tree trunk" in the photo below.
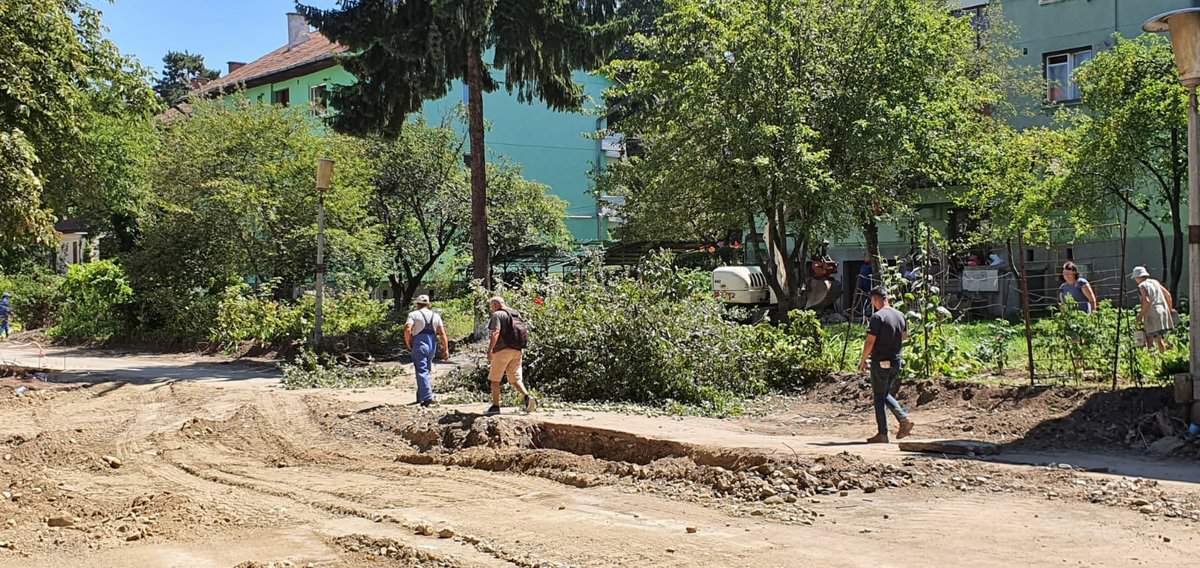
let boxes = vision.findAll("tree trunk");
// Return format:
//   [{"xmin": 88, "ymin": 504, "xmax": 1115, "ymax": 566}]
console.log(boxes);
[
  {"xmin": 1169, "ymin": 195, "xmax": 1184, "ymax": 300},
  {"xmin": 764, "ymin": 205, "xmax": 800, "ymax": 322},
  {"xmin": 388, "ymin": 275, "xmax": 409, "ymax": 317},
  {"xmin": 1116, "ymin": 190, "xmax": 1169, "ymax": 297},
  {"xmin": 466, "ymin": 47, "xmax": 491, "ymax": 290},
  {"xmin": 1168, "ymin": 127, "xmax": 1185, "ymax": 300},
  {"xmin": 863, "ymin": 217, "xmax": 881, "ymax": 285}
]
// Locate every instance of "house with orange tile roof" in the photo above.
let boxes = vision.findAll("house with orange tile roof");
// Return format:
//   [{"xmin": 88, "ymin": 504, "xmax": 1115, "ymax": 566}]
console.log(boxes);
[{"xmin": 194, "ymin": 13, "xmax": 621, "ymax": 243}]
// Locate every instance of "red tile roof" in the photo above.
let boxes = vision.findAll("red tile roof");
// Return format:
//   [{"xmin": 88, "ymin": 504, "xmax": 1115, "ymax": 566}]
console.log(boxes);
[{"xmin": 198, "ymin": 33, "xmax": 346, "ymax": 94}]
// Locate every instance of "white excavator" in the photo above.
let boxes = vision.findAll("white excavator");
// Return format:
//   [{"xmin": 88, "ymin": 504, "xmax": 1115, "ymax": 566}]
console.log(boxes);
[{"xmin": 712, "ymin": 240, "xmax": 843, "ymax": 314}]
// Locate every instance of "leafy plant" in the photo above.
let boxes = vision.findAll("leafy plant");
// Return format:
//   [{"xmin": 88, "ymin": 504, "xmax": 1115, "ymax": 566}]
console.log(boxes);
[
  {"xmin": 49, "ymin": 260, "xmax": 134, "ymax": 341},
  {"xmin": 879, "ymin": 234, "xmax": 972, "ymax": 380},
  {"xmin": 973, "ymin": 320, "xmax": 1016, "ymax": 375}
]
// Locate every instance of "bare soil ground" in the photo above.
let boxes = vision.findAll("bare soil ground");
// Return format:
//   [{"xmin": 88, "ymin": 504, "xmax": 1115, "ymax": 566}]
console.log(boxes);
[{"xmin": 0, "ymin": 349, "xmax": 1196, "ymax": 567}]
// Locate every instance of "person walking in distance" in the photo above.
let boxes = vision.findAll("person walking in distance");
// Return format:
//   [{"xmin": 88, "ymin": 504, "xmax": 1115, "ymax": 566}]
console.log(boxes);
[
  {"xmin": 486, "ymin": 296, "xmax": 537, "ymax": 415},
  {"xmin": 858, "ymin": 286, "xmax": 915, "ymax": 443},
  {"xmin": 1132, "ymin": 266, "xmax": 1175, "ymax": 353},
  {"xmin": 0, "ymin": 292, "xmax": 10, "ymax": 338},
  {"xmin": 404, "ymin": 294, "xmax": 449, "ymax": 407}
]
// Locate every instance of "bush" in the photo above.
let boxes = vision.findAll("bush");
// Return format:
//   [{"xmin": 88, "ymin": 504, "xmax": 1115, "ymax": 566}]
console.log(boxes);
[
  {"xmin": 211, "ymin": 284, "xmax": 396, "ymax": 353},
  {"xmin": 49, "ymin": 260, "xmax": 134, "ymax": 341},
  {"xmin": 492, "ymin": 252, "xmax": 828, "ymax": 413},
  {"xmin": 0, "ymin": 270, "xmax": 63, "ymax": 330}
]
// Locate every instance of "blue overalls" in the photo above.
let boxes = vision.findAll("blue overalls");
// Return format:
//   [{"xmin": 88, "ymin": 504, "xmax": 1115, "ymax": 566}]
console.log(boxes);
[
  {"xmin": 413, "ymin": 310, "xmax": 437, "ymax": 404},
  {"xmin": 0, "ymin": 298, "xmax": 10, "ymax": 337}
]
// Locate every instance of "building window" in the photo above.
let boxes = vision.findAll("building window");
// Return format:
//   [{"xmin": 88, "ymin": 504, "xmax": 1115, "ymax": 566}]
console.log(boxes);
[
  {"xmin": 951, "ymin": 4, "xmax": 990, "ymax": 48},
  {"xmin": 1044, "ymin": 48, "xmax": 1092, "ymax": 103},
  {"xmin": 271, "ymin": 88, "xmax": 290, "ymax": 107},
  {"xmin": 310, "ymin": 84, "xmax": 328, "ymax": 116}
]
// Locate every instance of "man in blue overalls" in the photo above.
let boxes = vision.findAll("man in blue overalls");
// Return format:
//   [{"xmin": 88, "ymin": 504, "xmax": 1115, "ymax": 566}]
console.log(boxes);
[
  {"xmin": 0, "ymin": 292, "xmax": 11, "ymax": 338},
  {"xmin": 404, "ymin": 294, "xmax": 449, "ymax": 407}
]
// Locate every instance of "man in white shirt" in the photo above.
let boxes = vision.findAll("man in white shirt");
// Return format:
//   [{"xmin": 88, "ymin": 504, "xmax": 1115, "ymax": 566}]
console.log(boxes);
[{"xmin": 404, "ymin": 294, "xmax": 449, "ymax": 407}]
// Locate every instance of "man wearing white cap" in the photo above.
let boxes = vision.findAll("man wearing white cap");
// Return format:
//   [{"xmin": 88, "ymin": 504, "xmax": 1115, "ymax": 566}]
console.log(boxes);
[
  {"xmin": 1132, "ymin": 266, "xmax": 1174, "ymax": 353},
  {"xmin": 404, "ymin": 294, "xmax": 449, "ymax": 406}
]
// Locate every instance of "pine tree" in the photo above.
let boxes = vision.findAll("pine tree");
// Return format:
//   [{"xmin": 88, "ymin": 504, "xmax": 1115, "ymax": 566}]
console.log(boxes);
[
  {"xmin": 153, "ymin": 51, "xmax": 220, "ymax": 106},
  {"xmin": 296, "ymin": 0, "xmax": 626, "ymax": 288}
]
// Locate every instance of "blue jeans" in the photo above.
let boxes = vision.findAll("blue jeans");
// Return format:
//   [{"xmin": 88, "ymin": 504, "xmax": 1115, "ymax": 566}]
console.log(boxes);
[{"xmin": 870, "ymin": 360, "xmax": 908, "ymax": 435}]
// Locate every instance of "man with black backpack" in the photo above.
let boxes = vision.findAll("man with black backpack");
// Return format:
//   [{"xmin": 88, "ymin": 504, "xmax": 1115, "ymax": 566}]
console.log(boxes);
[{"xmin": 486, "ymin": 296, "xmax": 537, "ymax": 415}]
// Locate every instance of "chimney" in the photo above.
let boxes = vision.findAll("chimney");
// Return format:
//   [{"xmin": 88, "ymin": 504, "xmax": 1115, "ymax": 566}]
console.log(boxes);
[
  {"xmin": 227, "ymin": 61, "xmax": 246, "ymax": 74},
  {"xmin": 287, "ymin": 13, "xmax": 310, "ymax": 50}
]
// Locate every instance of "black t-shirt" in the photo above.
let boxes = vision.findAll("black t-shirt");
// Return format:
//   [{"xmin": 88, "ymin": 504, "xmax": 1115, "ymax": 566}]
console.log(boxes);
[
  {"xmin": 488, "ymin": 309, "xmax": 518, "ymax": 352},
  {"xmin": 868, "ymin": 306, "xmax": 906, "ymax": 362}
]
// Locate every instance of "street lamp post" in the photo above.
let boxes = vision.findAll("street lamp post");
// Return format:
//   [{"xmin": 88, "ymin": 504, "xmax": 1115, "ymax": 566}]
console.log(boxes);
[
  {"xmin": 1146, "ymin": 9, "xmax": 1200, "ymax": 398},
  {"xmin": 314, "ymin": 158, "xmax": 334, "ymax": 349}
]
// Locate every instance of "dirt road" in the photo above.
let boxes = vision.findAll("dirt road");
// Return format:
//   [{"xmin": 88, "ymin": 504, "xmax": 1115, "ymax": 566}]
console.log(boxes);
[{"xmin": 0, "ymin": 346, "xmax": 1196, "ymax": 567}]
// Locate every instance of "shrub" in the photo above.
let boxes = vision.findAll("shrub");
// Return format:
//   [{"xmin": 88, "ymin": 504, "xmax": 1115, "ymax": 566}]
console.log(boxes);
[
  {"xmin": 972, "ymin": 321, "xmax": 1017, "ymax": 375},
  {"xmin": 493, "ymin": 252, "xmax": 828, "ymax": 413},
  {"xmin": 49, "ymin": 260, "xmax": 134, "ymax": 341},
  {"xmin": 0, "ymin": 270, "xmax": 63, "ymax": 330},
  {"xmin": 211, "ymin": 284, "xmax": 396, "ymax": 353},
  {"xmin": 211, "ymin": 283, "xmax": 301, "ymax": 350}
]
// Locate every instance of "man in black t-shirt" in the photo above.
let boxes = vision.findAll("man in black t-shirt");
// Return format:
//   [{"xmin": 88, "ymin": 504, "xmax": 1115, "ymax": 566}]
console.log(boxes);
[{"xmin": 858, "ymin": 286, "xmax": 915, "ymax": 443}]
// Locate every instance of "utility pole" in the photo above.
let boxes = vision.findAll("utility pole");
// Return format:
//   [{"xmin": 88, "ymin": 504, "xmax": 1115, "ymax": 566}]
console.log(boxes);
[
  {"xmin": 314, "ymin": 158, "xmax": 334, "ymax": 349},
  {"xmin": 1145, "ymin": 10, "xmax": 1200, "ymax": 399}
]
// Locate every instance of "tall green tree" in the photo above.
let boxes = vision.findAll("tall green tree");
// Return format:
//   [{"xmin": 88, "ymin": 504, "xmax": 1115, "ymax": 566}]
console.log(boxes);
[
  {"xmin": 808, "ymin": 0, "xmax": 1018, "ymax": 266},
  {"xmin": 605, "ymin": 0, "xmax": 842, "ymax": 313},
  {"xmin": 153, "ymin": 50, "xmax": 221, "ymax": 106},
  {"xmin": 371, "ymin": 122, "xmax": 469, "ymax": 312},
  {"xmin": 607, "ymin": 0, "xmax": 1009, "ymax": 312},
  {"xmin": 296, "ymin": 0, "xmax": 627, "ymax": 288},
  {"xmin": 1067, "ymin": 34, "xmax": 1186, "ymax": 297},
  {"xmin": 370, "ymin": 121, "xmax": 569, "ymax": 313},
  {"xmin": 125, "ymin": 99, "xmax": 375, "ymax": 336},
  {"xmin": 0, "ymin": 0, "xmax": 158, "ymax": 252},
  {"xmin": 959, "ymin": 126, "xmax": 1080, "ymax": 247}
]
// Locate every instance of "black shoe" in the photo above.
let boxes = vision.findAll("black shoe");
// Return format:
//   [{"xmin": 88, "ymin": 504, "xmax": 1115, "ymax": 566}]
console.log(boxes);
[
  {"xmin": 485, "ymin": 405, "xmax": 501, "ymax": 415},
  {"xmin": 523, "ymin": 395, "xmax": 538, "ymax": 413},
  {"xmin": 419, "ymin": 399, "xmax": 433, "ymax": 408}
]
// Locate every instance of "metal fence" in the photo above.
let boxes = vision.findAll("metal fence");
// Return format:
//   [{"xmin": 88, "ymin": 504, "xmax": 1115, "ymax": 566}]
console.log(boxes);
[{"xmin": 832, "ymin": 218, "xmax": 1182, "ymax": 388}]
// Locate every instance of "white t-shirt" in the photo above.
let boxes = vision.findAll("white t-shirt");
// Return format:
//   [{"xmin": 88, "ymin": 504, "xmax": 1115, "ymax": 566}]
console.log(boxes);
[{"xmin": 406, "ymin": 308, "xmax": 444, "ymax": 335}]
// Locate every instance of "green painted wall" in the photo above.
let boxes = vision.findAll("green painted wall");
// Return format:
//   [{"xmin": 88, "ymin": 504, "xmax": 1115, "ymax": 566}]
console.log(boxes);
[
  {"xmin": 830, "ymin": 0, "xmax": 1199, "ymax": 252},
  {"xmin": 233, "ymin": 64, "xmax": 608, "ymax": 243},
  {"xmin": 999, "ymin": 0, "xmax": 1195, "ymax": 128}
]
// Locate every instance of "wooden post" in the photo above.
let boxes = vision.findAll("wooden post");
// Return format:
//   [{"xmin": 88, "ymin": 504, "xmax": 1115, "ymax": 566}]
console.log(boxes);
[
  {"xmin": 314, "ymin": 158, "xmax": 333, "ymax": 349},
  {"xmin": 1113, "ymin": 198, "xmax": 1129, "ymax": 390},
  {"xmin": 1015, "ymin": 234, "xmax": 1036, "ymax": 386},
  {"xmin": 923, "ymin": 225, "xmax": 932, "ymax": 381}
]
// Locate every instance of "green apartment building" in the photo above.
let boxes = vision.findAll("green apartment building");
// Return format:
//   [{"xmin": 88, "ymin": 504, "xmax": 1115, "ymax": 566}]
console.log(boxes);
[
  {"xmin": 199, "ymin": 13, "xmax": 619, "ymax": 244},
  {"xmin": 825, "ymin": 0, "xmax": 1200, "ymax": 312}
]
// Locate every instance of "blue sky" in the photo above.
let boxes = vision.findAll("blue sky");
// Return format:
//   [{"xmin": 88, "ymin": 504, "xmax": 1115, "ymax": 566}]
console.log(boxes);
[{"xmin": 95, "ymin": 0, "xmax": 340, "ymax": 76}]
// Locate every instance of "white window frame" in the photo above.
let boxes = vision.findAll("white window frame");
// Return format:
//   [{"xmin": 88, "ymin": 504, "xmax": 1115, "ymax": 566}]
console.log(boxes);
[
  {"xmin": 1044, "ymin": 48, "xmax": 1091, "ymax": 104},
  {"xmin": 309, "ymin": 84, "xmax": 329, "ymax": 116}
]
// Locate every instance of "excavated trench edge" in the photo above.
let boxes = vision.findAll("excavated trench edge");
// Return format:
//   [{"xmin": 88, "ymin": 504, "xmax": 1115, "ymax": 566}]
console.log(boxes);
[{"xmin": 529, "ymin": 421, "xmax": 771, "ymax": 470}]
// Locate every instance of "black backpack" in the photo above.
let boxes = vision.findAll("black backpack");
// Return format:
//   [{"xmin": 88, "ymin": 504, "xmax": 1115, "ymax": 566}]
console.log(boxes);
[{"xmin": 502, "ymin": 308, "xmax": 530, "ymax": 349}]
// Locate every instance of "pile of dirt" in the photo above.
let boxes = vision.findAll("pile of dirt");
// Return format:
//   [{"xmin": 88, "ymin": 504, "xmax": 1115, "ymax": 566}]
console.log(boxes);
[
  {"xmin": 331, "ymin": 535, "xmax": 466, "ymax": 567},
  {"xmin": 791, "ymin": 375, "xmax": 1199, "ymax": 458},
  {"xmin": 174, "ymin": 406, "xmax": 329, "ymax": 468}
]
